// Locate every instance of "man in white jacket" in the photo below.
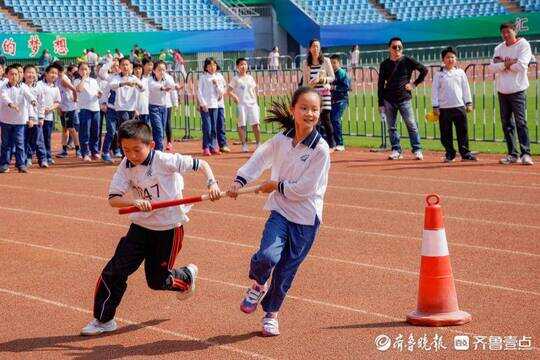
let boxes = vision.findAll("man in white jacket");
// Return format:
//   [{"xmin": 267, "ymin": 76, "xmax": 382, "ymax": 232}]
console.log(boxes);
[{"xmin": 488, "ymin": 22, "xmax": 533, "ymax": 165}]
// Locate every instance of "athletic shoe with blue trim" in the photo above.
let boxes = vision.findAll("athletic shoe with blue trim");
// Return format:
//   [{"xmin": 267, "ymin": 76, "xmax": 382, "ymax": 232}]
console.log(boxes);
[
  {"xmin": 175, "ymin": 263, "xmax": 198, "ymax": 300},
  {"xmin": 240, "ymin": 282, "xmax": 267, "ymax": 314}
]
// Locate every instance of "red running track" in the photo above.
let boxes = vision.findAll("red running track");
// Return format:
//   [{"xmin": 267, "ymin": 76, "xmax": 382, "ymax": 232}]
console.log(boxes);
[{"xmin": 0, "ymin": 138, "xmax": 538, "ymax": 359}]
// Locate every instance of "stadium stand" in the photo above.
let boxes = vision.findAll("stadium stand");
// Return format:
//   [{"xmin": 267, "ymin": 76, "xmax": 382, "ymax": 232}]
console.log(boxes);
[
  {"xmin": 295, "ymin": 0, "xmax": 388, "ymax": 25},
  {"xmin": 519, "ymin": 0, "xmax": 540, "ymax": 12},
  {"xmin": 380, "ymin": 0, "xmax": 509, "ymax": 21},
  {"xmin": 0, "ymin": 11, "xmax": 27, "ymax": 34},
  {"xmin": 3, "ymin": 0, "xmax": 155, "ymax": 32},
  {"xmin": 130, "ymin": 0, "xmax": 243, "ymax": 31}
]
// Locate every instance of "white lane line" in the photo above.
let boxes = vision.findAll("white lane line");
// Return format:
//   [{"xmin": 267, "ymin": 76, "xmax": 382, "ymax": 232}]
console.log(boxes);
[
  {"xmin": 0, "ymin": 183, "xmax": 538, "ymax": 257},
  {"xmin": 2, "ymin": 181, "xmax": 539, "ymax": 232},
  {"xmin": 2, "ymin": 238, "xmax": 539, "ymax": 352},
  {"xmin": 0, "ymin": 206, "xmax": 538, "ymax": 297},
  {"xmin": 17, "ymin": 169, "xmax": 539, "ymax": 208},
  {"xmin": 0, "ymin": 287, "xmax": 274, "ymax": 360}
]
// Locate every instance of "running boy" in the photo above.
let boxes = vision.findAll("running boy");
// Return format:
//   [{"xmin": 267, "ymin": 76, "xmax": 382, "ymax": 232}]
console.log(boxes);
[
  {"xmin": 432, "ymin": 47, "xmax": 476, "ymax": 162},
  {"xmin": 228, "ymin": 58, "xmax": 261, "ymax": 153},
  {"xmin": 81, "ymin": 120, "xmax": 222, "ymax": 336},
  {"xmin": 227, "ymin": 87, "xmax": 330, "ymax": 336}
]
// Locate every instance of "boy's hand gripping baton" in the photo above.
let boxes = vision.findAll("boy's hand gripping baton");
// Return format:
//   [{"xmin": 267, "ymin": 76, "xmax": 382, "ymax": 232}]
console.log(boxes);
[{"xmin": 118, "ymin": 185, "xmax": 260, "ymax": 215}]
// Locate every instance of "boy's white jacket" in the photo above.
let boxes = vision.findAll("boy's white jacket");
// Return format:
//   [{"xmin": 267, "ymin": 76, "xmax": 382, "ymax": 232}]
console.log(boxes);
[
  {"xmin": 109, "ymin": 150, "xmax": 201, "ymax": 231},
  {"xmin": 235, "ymin": 128, "xmax": 330, "ymax": 225}
]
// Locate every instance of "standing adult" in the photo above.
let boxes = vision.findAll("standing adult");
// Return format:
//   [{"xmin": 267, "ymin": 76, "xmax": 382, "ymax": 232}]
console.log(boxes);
[
  {"xmin": 377, "ymin": 37, "xmax": 428, "ymax": 160},
  {"xmin": 302, "ymin": 39, "xmax": 336, "ymax": 150},
  {"xmin": 268, "ymin": 46, "xmax": 280, "ymax": 70},
  {"xmin": 488, "ymin": 22, "xmax": 533, "ymax": 165}
]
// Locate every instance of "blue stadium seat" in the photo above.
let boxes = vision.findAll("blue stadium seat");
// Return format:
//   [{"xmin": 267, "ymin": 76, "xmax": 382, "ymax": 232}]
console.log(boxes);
[
  {"xmin": 295, "ymin": 0, "xmax": 387, "ymax": 25},
  {"xmin": 0, "ymin": 12, "xmax": 27, "ymax": 34},
  {"xmin": 379, "ymin": 0, "xmax": 510, "ymax": 21}
]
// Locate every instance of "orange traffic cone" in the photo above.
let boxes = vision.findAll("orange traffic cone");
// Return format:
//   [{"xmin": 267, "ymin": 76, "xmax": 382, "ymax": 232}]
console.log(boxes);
[{"xmin": 406, "ymin": 194, "xmax": 471, "ymax": 326}]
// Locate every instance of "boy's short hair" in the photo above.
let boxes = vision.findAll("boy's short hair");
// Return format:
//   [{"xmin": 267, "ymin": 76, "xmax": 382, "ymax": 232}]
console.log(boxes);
[
  {"xmin": 236, "ymin": 57, "xmax": 248, "ymax": 66},
  {"xmin": 330, "ymin": 54, "xmax": 341, "ymax": 62},
  {"xmin": 441, "ymin": 47, "xmax": 457, "ymax": 59},
  {"xmin": 44, "ymin": 65, "xmax": 58, "ymax": 73},
  {"xmin": 119, "ymin": 57, "xmax": 131, "ymax": 65},
  {"xmin": 23, "ymin": 64, "xmax": 37, "ymax": 72},
  {"xmin": 118, "ymin": 120, "xmax": 153, "ymax": 146},
  {"xmin": 133, "ymin": 62, "xmax": 142, "ymax": 70},
  {"xmin": 5, "ymin": 64, "xmax": 18, "ymax": 73},
  {"xmin": 500, "ymin": 22, "xmax": 516, "ymax": 32}
]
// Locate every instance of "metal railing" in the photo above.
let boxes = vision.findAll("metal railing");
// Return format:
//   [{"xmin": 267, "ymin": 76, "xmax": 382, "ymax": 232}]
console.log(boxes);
[{"xmin": 169, "ymin": 62, "xmax": 539, "ymax": 144}]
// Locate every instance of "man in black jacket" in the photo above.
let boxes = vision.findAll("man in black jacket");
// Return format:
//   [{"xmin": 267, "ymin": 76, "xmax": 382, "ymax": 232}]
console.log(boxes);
[{"xmin": 378, "ymin": 37, "xmax": 428, "ymax": 160}]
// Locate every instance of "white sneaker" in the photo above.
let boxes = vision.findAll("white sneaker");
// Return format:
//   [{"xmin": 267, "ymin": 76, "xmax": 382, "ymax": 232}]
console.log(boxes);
[
  {"xmin": 500, "ymin": 155, "xmax": 519, "ymax": 165},
  {"xmin": 335, "ymin": 145, "xmax": 345, "ymax": 152},
  {"xmin": 80, "ymin": 318, "xmax": 117, "ymax": 336},
  {"xmin": 241, "ymin": 144, "xmax": 249, "ymax": 153},
  {"xmin": 262, "ymin": 314, "xmax": 280, "ymax": 336},
  {"xmin": 176, "ymin": 263, "xmax": 198, "ymax": 300},
  {"xmin": 521, "ymin": 154, "xmax": 534, "ymax": 165},
  {"xmin": 413, "ymin": 150, "xmax": 424, "ymax": 160},
  {"xmin": 388, "ymin": 150, "xmax": 403, "ymax": 160}
]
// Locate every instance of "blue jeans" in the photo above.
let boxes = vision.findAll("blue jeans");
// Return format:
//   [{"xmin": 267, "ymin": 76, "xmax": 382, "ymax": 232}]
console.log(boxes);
[
  {"xmin": 79, "ymin": 109, "xmax": 100, "ymax": 156},
  {"xmin": 330, "ymin": 100, "xmax": 348, "ymax": 146},
  {"xmin": 42, "ymin": 120, "xmax": 54, "ymax": 161},
  {"xmin": 138, "ymin": 114, "xmax": 150, "ymax": 125},
  {"xmin": 101, "ymin": 108, "xmax": 117, "ymax": 155},
  {"xmin": 200, "ymin": 108, "xmax": 218, "ymax": 150},
  {"xmin": 25, "ymin": 123, "xmax": 46, "ymax": 162},
  {"xmin": 383, "ymin": 99, "xmax": 422, "ymax": 153},
  {"xmin": 149, "ymin": 105, "xmax": 168, "ymax": 151},
  {"xmin": 1, "ymin": 123, "xmax": 26, "ymax": 168},
  {"xmin": 249, "ymin": 211, "xmax": 320, "ymax": 313},
  {"xmin": 216, "ymin": 107, "xmax": 227, "ymax": 148}
]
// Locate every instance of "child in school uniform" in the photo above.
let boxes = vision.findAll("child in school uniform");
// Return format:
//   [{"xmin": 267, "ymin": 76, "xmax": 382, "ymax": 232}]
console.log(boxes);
[
  {"xmin": 228, "ymin": 57, "xmax": 261, "ymax": 153},
  {"xmin": 55, "ymin": 63, "xmax": 80, "ymax": 159},
  {"xmin": 99, "ymin": 58, "xmax": 122, "ymax": 163},
  {"xmin": 81, "ymin": 120, "xmax": 222, "ymax": 336},
  {"xmin": 227, "ymin": 87, "xmax": 330, "ymax": 336},
  {"xmin": 109, "ymin": 58, "xmax": 143, "ymax": 126},
  {"xmin": 37, "ymin": 66, "xmax": 61, "ymax": 166},
  {"xmin": 216, "ymin": 66, "xmax": 230, "ymax": 153},
  {"xmin": 133, "ymin": 62, "xmax": 149, "ymax": 126},
  {"xmin": 138, "ymin": 59, "xmax": 153, "ymax": 125},
  {"xmin": 165, "ymin": 78, "xmax": 178, "ymax": 152},
  {"xmin": 329, "ymin": 55, "xmax": 351, "ymax": 152},
  {"xmin": 23, "ymin": 65, "xmax": 48, "ymax": 168},
  {"xmin": 197, "ymin": 57, "xmax": 228, "ymax": 156},
  {"xmin": 74, "ymin": 62, "xmax": 103, "ymax": 162},
  {"xmin": 0, "ymin": 65, "xmax": 38, "ymax": 173},
  {"xmin": 148, "ymin": 60, "xmax": 175, "ymax": 151},
  {"xmin": 432, "ymin": 47, "xmax": 476, "ymax": 162}
]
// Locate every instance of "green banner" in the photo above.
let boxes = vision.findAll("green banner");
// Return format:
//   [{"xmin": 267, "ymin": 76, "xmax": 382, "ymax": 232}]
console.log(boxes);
[{"xmin": 0, "ymin": 29, "xmax": 255, "ymax": 60}]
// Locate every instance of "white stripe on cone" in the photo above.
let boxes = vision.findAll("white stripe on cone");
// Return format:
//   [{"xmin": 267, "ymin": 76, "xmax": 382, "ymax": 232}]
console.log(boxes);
[{"xmin": 421, "ymin": 229, "xmax": 449, "ymax": 257}]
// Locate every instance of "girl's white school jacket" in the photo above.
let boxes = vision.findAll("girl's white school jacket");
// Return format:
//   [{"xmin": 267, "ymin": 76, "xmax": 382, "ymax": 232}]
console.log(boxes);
[{"xmin": 235, "ymin": 128, "xmax": 330, "ymax": 225}]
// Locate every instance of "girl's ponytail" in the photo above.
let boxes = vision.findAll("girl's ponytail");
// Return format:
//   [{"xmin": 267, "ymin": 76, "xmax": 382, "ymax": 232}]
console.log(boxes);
[{"xmin": 265, "ymin": 86, "xmax": 320, "ymax": 131}]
